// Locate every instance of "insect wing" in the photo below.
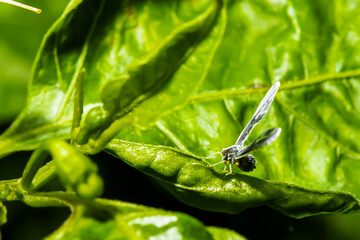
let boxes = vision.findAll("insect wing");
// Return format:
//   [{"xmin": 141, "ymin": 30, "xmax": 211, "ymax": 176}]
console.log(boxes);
[
  {"xmin": 235, "ymin": 81, "xmax": 280, "ymax": 147},
  {"xmin": 237, "ymin": 128, "xmax": 281, "ymax": 157}
]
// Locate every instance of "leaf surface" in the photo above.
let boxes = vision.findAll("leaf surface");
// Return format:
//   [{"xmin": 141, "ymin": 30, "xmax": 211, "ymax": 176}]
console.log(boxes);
[
  {"xmin": 107, "ymin": 140, "xmax": 360, "ymax": 218},
  {"xmin": 207, "ymin": 227, "xmax": 247, "ymax": 240},
  {"xmin": 108, "ymin": 0, "xmax": 360, "ymax": 217},
  {"xmin": 0, "ymin": 202, "xmax": 6, "ymax": 226},
  {"xmin": 45, "ymin": 199, "xmax": 243, "ymax": 240},
  {"xmin": 0, "ymin": 0, "xmax": 225, "ymax": 155}
]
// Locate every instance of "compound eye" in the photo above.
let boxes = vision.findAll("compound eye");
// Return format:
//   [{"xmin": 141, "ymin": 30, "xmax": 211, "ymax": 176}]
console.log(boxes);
[{"xmin": 221, "ymin": 149, "xmax": 229, "ymax": 154}]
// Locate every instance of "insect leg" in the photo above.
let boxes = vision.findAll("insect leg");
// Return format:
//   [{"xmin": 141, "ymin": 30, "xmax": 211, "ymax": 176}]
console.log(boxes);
[
  {"xmin": 209, "ymin": 160, "xmax": 227, "ymax": 167},
  {"xmin": 223, "ymin": 161, "xmax": 228, "ymax": 170},
  {"xmin": 204, "ymin": 151, "xmax": 222, "ymax": 159},
  {"xmin": 225, "ymin": 163, "xmax": 234, "ymax": 177}
]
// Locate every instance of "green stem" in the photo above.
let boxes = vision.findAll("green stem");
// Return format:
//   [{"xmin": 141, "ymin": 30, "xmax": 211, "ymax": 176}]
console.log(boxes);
[
  {"xmin": 31, "ymin": 160, "xmax": 57, "ymax": 191},
  {"xmin": 21, "ymin": 142, "xmax": 52, "ymax": 191},
  {"xmin": 86, "ymin": 113, "xmax": 135, "ymax": 154},
  {"xmin": 72, "ymin": 69, "xmax": 86, "ymax": 134}
]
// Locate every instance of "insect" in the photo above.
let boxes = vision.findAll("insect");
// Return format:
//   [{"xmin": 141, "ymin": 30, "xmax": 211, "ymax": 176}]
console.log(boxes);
[{"xmin": 207, "ymin": 81, "xmax": 281, "ymax": 176}]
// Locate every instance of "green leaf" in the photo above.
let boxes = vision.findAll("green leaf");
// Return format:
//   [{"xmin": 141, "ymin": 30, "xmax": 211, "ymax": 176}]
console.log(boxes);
[
  {"xmin": 207, "ymin": 226, "xmax": 247, "ymax": 240},
  {"xmin": 98, "ymin": 0, "xmax": 360, "ymax": 218},
  {"xmin": 99, "ymin": 0, "xmax": 221, "ymax": 115},
  {"xmin": 45, "ymin": 199, "xmax": 228, "ymax": 240},
  {"xmin": 107, "ymin": 140, "xmax": 360, "ymax": 218},
  {"xmin": 0, "ymin": 0, "xmax": 225, "ymax": 156},
  {"xmin": 74, "ymin": 0, "xmax": 225, "ymax": 150},
  {"xmin": 0, "ymin": 202, "xmax": 6, "ymax": 226}
]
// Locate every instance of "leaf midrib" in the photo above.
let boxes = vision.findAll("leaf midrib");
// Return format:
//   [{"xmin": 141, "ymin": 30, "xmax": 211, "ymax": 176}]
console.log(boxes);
[{"xmin": 189, "ymin": 69, "xmax": 360, "ymax": 102}]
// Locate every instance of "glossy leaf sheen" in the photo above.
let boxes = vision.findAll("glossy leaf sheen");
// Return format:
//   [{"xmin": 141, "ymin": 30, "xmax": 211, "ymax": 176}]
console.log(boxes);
[
  {"xmin": 207, "ymin": 227, "xmax": 247, "ymax": 240},
  {"xmin": 107, "ymin": 140, "xmax": 360, "ymax": 218},
  {"xmin": 45, "ymin": 200, "xmax": 243, "ymax": 240},
  {"xmin": 0, "ymin": 0, "xmax": 224, "ymax": 155},
  {"xmin": 75, "ymin": 0, "xmax": 224, "ymax": 147},
  {"xmin": 110, "ymin": 0, "xmax": 360, "ymax": 217}
]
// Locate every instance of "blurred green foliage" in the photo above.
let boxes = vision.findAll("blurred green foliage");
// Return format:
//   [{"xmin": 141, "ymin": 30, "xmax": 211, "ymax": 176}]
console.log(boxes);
[{"xmin": 0, "ymin": 0, "xmax": 68, "ymax": 124}]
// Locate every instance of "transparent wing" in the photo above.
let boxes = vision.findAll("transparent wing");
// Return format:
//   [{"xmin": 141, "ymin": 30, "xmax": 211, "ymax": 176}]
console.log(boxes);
[
  {"xmin": 237, "ymin": 128, "xmax": 281, "ymax": 157},
  {"xmin": 235, "ymin": 81, "xmax": 280, "ymax": 146}
]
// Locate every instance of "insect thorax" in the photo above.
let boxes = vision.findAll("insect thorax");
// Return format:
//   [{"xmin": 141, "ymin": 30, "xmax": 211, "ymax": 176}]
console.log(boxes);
[
  {"xmin": 221, "ymin": 145, "xmax": 242, "ymax": 162},
  {"xmin": 221, "ymin": 145, "xmax": 257, "ymax": 172}
]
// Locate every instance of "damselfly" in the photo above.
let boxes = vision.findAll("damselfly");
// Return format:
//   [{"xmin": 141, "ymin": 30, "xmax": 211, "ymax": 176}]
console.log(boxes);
[{"xmin": 207, "ymin": 82, "xmax": 281, "ymax": 176}]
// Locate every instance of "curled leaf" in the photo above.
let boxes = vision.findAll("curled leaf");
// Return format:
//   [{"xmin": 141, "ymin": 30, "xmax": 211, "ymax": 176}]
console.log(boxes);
[{"xmin": 107, "ymin": 139, "xmax": 360, "ymax": 218}]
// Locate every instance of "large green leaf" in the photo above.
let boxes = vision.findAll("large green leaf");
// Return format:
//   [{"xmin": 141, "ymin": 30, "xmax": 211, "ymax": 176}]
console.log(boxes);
[
  {"xmin": 106, "ymin": 140, "xmax": 360, "ymax": 218},
  {"xmin": 107, "ymin": 0, "xmax": 360, "ymax": 217},
  {"xmin": 0, "ymin": 0, "xmax": 224, "ymax": 155}
]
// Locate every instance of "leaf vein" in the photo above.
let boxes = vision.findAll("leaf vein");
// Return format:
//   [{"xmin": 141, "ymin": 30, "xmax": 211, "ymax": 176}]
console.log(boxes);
[
  {"xmin": 55, "ymin": 0, "xmax": 106, "ymax": 121},
  {"xmin": 53, "ymin": 35, "xmax": 64, "ymax": 91},
  {"xmin": 276, "ymin": 98, "xmax": 360, "ymax": 159},
  {"xmin": 190, "ymin": 70, "xmax": 360, "ymax": 102}
]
